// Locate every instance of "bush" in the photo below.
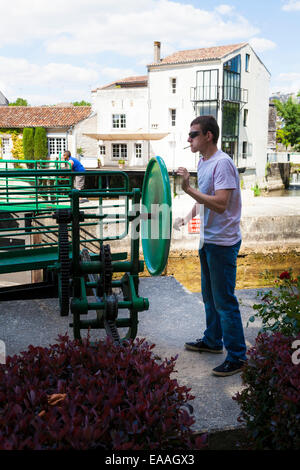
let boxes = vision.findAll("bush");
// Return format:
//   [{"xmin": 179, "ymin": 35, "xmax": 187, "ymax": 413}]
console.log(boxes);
[
  {"xmin": 34, "ymin": 127, "xmax": 48, "ymax": 161},
  {"xmin": 249, "ymin": 270, "xmax": 300, "ymax": 336},
  {"xmin": 23, "ymin": 127, "xmax": 34, "ymax": 160},
  {"xmin": 233, "ymin": 332, "xmax": 300, "ymax": 450},
  {"xmin": 0, "ymin": 335, "xmax": 206, "ymax": 450}
]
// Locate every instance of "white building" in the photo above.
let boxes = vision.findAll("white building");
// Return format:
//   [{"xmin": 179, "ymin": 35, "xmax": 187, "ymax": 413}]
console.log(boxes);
[
  {"xmin": 88, "ymin": 41, "xmax": 271, "ymax": 185},
  {"xmin": 0, "ymin": 105, "xmax": 95, "ymax": 162},
  {"xmin": 89, "ymin": 76, "xmax": 168, "ymax": 169}
]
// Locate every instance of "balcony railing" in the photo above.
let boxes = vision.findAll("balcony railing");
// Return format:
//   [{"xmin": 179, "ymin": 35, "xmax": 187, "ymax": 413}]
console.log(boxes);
[
  {"xmin": 190, "ymin": 86, "xmax": 219, "ymax": 102},
  {"xmin": 190, "ymin": 86, "xmax": 248, "ymax": 104},
  {"xmin": 222, "ymin": 86, "xmax": 248, "ymax": 104}
]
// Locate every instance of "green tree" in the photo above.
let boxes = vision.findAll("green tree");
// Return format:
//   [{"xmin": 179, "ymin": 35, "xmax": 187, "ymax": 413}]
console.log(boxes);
[
  {"xmin": 23, "ymin": 128, "xmax": 35, "ymax": 161},
  {"xmin": 72, "ymin": 100, "xmax": 91, "ymax": 106},
  {"xmin": 273, "ymin": 96, "xmax": 300, "ymax": 151},
  {"xmin": 9, "ymin": 98, "xmax": 29, "ymax": 106},
  {"xmin": 276, "ymin": 128, "xmax": 290, "ymax": 150},
  {"xmin": 34, "ymin": 127, "xmax": 48, "ymax": 160}
]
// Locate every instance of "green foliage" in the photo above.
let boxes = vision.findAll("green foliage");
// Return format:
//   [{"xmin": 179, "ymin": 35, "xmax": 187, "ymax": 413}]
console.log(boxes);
[
  {"xmin": 34, "ymin": 127, "xmax": 48, "ymax": 160},
  {"xmin": 273, "ymin": 96, "xmax": 300, "ymax": 151},
  {"xmin": 72, "ymin": 100, "xmax": 91, "ymax": 106},
  {"xmin": 251, "ymin": 183, "xmax": 261, "ymax": 197},
  {"xmin": 9, "ymin": 97, "xmax": 28, "ymax": 106},
  {"xmin": 276, "ymin": 128, "xmax": 290, "ymax": 150},
  {"xmin": 234, "ymin": 331, "xmax": 300, "ymax": 450},
  {"xmin": 0, "ymin": 129, "xmax": 24, "ymax": 165},
  {"xmin": 23, "ymin": 127, "xmax": 34, "ymax": 160},
  {"xmin": 248, "ymin": 269, "xmax": 300, "ymax": 336}
]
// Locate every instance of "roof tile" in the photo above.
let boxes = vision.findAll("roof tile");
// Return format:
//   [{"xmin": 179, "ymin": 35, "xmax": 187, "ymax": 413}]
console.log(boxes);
[
  {"xmin": 94, "ymin": 75, "xmax": 148, "ymax": 91},
  {"xmin": 0, "ymin": 106, "xmax": 92, "ymax": 129},
  {"xmin": 148, "ymin": 43, "xmax": 247, "ymax": 66}
]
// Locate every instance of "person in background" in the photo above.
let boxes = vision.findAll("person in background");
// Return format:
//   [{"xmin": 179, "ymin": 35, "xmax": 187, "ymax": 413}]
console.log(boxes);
[
  {"xmin": 173, "ymin": 115, "xmax": 247, "ymax": 377},
  {"xmin": 63, "ymin": 150, "xmax": 88, "ymax": 203}
]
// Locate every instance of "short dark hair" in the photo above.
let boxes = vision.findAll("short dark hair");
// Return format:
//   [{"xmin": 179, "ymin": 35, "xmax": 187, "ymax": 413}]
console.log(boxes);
[
  {"xmin": 190, "ymin": 115, "xmax": 219, "ymax": 144},
  {"xmin": 64, "ymin": 150, "xmax": 71, "ymax": 158}
]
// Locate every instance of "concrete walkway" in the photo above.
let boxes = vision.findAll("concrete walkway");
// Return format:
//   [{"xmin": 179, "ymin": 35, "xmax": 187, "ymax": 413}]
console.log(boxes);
[
  {"xmin": 0, "ymin": 193, "xmax": 297, "ymax": 433},
  {"xmin": 0, "ymin": 275, "xmax": 264, "ymax": 433}
]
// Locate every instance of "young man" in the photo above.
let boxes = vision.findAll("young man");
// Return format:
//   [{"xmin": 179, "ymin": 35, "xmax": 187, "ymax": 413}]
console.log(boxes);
[
  {"xmin": 63, "ymin": 150, "xmax": 88, "ymax": 203},
  {"xmin": 174, "ymin": 115, "xmax": 247, "ymax": 377}
]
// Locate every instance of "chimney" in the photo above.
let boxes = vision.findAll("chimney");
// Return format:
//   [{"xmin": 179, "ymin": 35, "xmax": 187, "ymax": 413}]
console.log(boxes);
[{"xmin": 154, "ymin": 41, "xmax": 161, "ymax": 63}]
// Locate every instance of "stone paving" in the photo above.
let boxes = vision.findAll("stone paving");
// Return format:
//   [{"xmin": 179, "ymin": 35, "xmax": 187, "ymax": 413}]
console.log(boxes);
[{"xmin": 0, "ymin": 275, "xmax": 265, "ymax": 432}]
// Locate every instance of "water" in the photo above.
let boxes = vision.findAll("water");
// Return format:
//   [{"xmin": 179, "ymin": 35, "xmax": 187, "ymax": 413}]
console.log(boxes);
[
  {"xmin": 263, "ymin": 185, "xmax": 300, "ymax": 197},
  {"xmin": 161, "ymin": 250, "xmax": 300, "ymax": 292}
]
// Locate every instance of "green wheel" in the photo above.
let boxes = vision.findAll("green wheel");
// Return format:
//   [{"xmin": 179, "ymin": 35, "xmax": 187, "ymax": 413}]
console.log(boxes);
[{"xmin": 141, "ymin": 156, "xmax": 172, "ymax": 276}]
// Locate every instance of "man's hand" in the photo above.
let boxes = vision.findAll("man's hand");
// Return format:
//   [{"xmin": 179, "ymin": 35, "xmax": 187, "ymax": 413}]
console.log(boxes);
[
  {"xmin": 177, "ymin": 167, "xmax": 190, "ymax": 192},
  {"xmin": 173, "ymin": 217, "xmax": 185, "ymax": 231}
]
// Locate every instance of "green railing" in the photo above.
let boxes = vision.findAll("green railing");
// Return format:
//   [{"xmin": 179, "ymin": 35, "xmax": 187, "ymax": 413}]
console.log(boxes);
[{"xmin": 0, "ymin": 165, "xmax": 131, "ymax": 273}]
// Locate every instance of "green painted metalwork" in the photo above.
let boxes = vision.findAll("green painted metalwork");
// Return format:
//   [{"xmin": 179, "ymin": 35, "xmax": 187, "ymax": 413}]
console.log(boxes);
[
  {"xmin": 141, "ymin": 156, "xmax": 172, "ymax": 276},
  {"xmin": 0, "ymin": 158, "xmax": 171, "ymax": 343}
]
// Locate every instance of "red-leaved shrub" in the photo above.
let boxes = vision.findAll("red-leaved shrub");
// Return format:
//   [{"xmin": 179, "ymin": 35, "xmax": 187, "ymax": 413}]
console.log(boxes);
[
  {"xmin": 0, "ymin": 335, "xmax": 206, "ymax": 450},
  {"xmin": 233, "ymin": 332, "xmax": 300, "ymax": 450}
]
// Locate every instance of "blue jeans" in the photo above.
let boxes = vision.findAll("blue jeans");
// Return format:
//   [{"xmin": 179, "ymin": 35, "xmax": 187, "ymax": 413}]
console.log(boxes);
[{"xmin": 199, "ymin": 240, "xmax": 247, "ymax": 363}]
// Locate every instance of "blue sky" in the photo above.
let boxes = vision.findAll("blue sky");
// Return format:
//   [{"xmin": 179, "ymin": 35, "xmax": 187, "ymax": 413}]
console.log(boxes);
[{"xmin": 0, "ymin": 0, "xmax": 299, "ymax": 105}]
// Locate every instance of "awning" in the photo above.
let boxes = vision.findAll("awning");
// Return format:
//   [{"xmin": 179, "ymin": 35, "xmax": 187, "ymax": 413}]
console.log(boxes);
[{"xmin": 83, "ymin": 133, "xmax": 169, "ymax": 141}]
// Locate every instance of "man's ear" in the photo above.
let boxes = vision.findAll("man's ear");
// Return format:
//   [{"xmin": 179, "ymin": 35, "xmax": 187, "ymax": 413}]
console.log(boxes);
[{"xmin": 206, "ymin": 130, "xmax": 213, "ymax": 142}]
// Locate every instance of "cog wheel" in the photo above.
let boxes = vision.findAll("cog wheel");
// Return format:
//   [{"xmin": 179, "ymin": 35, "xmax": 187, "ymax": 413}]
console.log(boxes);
[
  {"xmin": 104, "ymin": 294, "xmax": 120, "ymax": 345},
  {"xmin": 98, "ymin": 244, "xmax": 113, "ymax": 297},
  {"xmin": 58, "ymin": 216, "xmax": 71, "ymax": 316}
]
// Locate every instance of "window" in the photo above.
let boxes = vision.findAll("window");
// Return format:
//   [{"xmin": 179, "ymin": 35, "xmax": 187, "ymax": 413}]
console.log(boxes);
[
  {"xmin": 243, "ymin": 109, "xmax": 248, "ymax": 127},
  {"xmin": 242, "ymin": 141, "xmax": 248, "ymax": 158},
  {"xmin": 245, "ymin": 54, "xmax": 250, "ymax": 72},
  {"xmin": 48, "ymin": 137, "xmax": 66, "ymax": 157},
  {"xmin": 135, "ymin": 143, "xmax": 142, "ymax": 158},
  {"xmin": 194, "ymin": 69, "xmax": 219, "ymax": 119},
  {"xmin": 112, "ymin": 114, "xmax": 126, "ymax": 128},
  {"xmin": 99, "ymin": 145, "xmax": 106, "ymax": 155},
  {"xmin": 2, "ymin": 138, "xmax": 10, "ymax": 155},
  {"xmin": 223, "ymin": 54, "xmax": 241, "ymax": 102},
  {"xmin": 170, "ymin": 109, "xmax": 176, "ymax": 127},
  {"xmin": 112, "ymin": 144, "xmax": 127, "ymax": 159},
  {"xmin": 171, "ymin": 78, "xmax": 177, "ymax": 94}
]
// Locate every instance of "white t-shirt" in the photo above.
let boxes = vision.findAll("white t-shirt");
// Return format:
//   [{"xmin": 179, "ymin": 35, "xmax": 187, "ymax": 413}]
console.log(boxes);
[{"xmin": 197, "ymin": 149, "xmax": 242, "ymax": 246}]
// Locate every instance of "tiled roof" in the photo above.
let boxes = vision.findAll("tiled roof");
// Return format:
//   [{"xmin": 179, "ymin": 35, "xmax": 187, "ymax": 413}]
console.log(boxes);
[
  {"xmin": 0, "ymin": 106, "xmax": 92, "ymax": 129},
  {"xmin": 94, "ymin": 75, "xmax": 148, "ymax": 91},
  {"xmin": 148, "ymin": 43, "xmax": 247, "ymax": 67}
]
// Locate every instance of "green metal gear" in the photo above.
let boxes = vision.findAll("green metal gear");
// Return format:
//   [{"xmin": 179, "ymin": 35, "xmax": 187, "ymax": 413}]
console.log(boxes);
[{"xmin": 57, "ymin": 214, "xmax": 71, "ymax": 317}]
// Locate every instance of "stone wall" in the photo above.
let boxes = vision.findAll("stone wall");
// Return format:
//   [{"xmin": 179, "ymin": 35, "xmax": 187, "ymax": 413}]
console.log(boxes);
[{"xmin": 265, "ymin": 162, "xmax": 290, "ymax": 190}]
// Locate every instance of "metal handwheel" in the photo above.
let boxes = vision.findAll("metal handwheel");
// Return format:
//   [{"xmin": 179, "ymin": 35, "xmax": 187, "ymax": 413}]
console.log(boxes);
[{"xmin": 56, "ymin": 156, "xmax": 172, "ymax": 343}]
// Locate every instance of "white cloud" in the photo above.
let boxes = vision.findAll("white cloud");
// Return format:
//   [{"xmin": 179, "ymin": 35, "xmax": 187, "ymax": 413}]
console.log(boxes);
[
  {"xmin": 0, "ymin": 56, "xmax": 99, "ymax": 104},
  {"xmin": 0, "ymin": 0, "xmax": 271, "ymax": 104},
  {"xmin": 271, "ymin": 72, "xmax": 300, "ymax": 94},
  {"xmin": 0, "ymin": 57, "xmax": 98, "ymax": 86},
  {"xmin": 44, "ymin": 1, "xmax": 259, "ymax": 58},
  {"xmin": 215, "ymin": 4, "xmax": 235, "ymax": 15},
  {"xmin": 100, "ymin": 67, "xmax": 139, "ymax": 80},
  {"xmin": 249, "ymin": 37, "xmax": 276, "ymax": 52},
  {"xmin": 0, "ymin": 0, "xmax": 259, "ymax": 57},
  {"xmin": 282, "ymin": 1, "xmax": 300, "ymax": 11}
]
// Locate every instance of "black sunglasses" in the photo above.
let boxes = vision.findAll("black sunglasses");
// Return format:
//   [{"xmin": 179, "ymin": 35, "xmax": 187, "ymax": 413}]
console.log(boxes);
[{"xmin": 188, "ymin": 131, "xmax": 201, "ymax": 139}]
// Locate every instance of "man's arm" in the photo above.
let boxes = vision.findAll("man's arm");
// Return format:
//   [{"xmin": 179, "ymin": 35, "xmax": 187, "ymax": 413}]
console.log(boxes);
[
  {"xmin": 177, "ymin": 167, "xmax": 232, "ymax": 214},
  {"xmin": 173, "ymin": 202, "xmax": 200, "ymax": 230}
]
